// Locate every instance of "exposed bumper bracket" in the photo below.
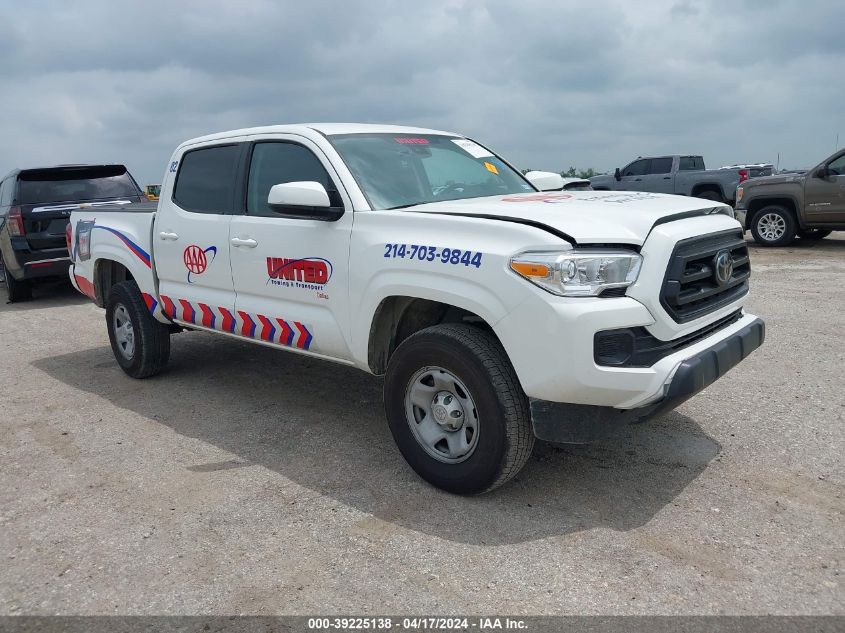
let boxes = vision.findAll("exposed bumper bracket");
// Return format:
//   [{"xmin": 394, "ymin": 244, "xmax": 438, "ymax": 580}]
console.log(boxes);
[{"xmin": 531, "ymin": 317, "xmax": 766, "ymax": 444}]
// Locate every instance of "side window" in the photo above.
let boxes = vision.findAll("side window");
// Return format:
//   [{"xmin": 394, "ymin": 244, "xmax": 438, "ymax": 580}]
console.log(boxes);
[
  {"xmin": 246, "ymin": 142, "xmax": 341, "ymax": 216},
  {"xmin": 649, "ymin": 157, "xmax": 673, "ymax": 174},
  {"xmin": 623, "ymin": 159, "xmax": 649, "ymax": 177},
  {"xmin": 679, "ymin": 156, "xmax": 704, "ymax": 171},
  {"xmin": 828, "ymin": 153, "xmax": 845, "ymax": 176},
  {"xmin": 172, "ymin": 144, "xmax": 240, "ymax": 214}
]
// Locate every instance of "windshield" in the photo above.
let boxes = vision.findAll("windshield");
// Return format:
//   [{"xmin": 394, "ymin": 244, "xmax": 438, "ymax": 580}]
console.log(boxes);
[{"xmin": 327, "ymin": 133, "xmax": 534, "ymax": 209}]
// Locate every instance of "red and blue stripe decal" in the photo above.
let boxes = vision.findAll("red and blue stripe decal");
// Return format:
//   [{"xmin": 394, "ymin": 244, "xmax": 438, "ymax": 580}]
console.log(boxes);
[
  {"xmin": 160, "ymin": 295, "xmax": 176, "ymax": 319},
  {"xmin": 219, "ymin": 307, "xmax": 236, "ymax": 333},
  {"xmin": 238, "ymin": 311, "xmax": 257, "ymax": 338},
  {"xmin": 179, "ymin": 299, "xmax": 196, "ymax": 324},
  {"xmin": 93, "ymin": 225, "xmax": 151, "ymax": 268},
  {"xmin": 157, "ymin": 297, "xmax": 313, "ymax": 351},
  {"xmin": 141, "ymin": 292, "xmax": 158, "ymax": 314}
]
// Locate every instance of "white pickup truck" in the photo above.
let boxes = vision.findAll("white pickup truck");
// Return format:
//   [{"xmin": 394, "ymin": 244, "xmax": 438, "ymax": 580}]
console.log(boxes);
[{"xmin": 68, "ymin": 123, "xmax": 765, "ymax": 494}]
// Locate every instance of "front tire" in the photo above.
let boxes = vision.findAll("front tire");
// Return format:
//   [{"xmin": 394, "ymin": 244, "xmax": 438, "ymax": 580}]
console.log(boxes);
[
  {"xmin": 750, "ymin": 205, "xmax": 796, "ymax": 247},
  {"xmin": 1, "ymin": 251, "xmax": 32, "ymax": 302},
  {"xmin": 106, "ymin": 280, "xmax": 170, "ymax": 378},
  {"xmin": 384, "ymin": 323, "xmax": 534, "ymax": 495}
]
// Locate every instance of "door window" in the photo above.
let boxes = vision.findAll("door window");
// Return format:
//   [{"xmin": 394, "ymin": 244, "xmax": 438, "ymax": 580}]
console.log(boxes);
[
  {"xmin": 172, "ymin": 144, "xmax": 240, "ymax": 214},
  {"xmin": 246, "ymin": 142, "xmax": 340, "ymax": 216},
  {"xmin": 649, "ymin": 157, "xmax": 673, "ymax": 174},
  {"xmin": 622, "ymin": 159, "xmax": 649, "ymax": 176},
  {"xmin": 828, "ymin": 153, "xmax": 845, "ymax": 176}
]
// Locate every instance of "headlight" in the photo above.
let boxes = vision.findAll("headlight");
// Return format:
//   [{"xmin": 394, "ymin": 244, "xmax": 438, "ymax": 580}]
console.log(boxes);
[
  {"xmin": 736, "ymin": 186, "xmax": 744, "ymax": 203},
  {"xmin": 509, "ymin": 250, "xmax": 642, "ymax": 297}
]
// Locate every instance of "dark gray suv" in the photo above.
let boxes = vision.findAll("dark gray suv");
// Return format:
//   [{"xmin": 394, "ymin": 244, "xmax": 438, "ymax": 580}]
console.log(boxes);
[{"xmin": 0, "ymin": 164, "xmax": 145, "ymax": 301}]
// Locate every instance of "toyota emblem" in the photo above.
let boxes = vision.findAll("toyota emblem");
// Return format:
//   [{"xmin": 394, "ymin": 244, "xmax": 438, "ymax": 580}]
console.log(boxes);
[{"xmin": 714, "ymin": 250, "xmax": 734, "ymax": 286}]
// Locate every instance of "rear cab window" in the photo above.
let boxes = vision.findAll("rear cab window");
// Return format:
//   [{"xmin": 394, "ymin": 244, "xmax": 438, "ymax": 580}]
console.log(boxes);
[{"xmin": 679, "ymin": 156, "xmax": 704, "ymax": 171}]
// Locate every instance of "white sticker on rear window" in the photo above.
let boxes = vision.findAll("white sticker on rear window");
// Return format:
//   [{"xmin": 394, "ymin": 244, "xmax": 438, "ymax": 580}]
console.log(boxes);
[{"xmin": 451, "ymin": 138, "xmax": 493, "ymax": 158}]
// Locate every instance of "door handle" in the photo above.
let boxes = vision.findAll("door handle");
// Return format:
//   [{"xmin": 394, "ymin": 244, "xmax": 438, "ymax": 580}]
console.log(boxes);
[
  {"xmin": 663, "ymin": 176, "xmax": 671, "ymax": 180},
  {"xmin": 159, "ymin": 231, "xmax": 179, "ymax": 241},
  {"xmin": 634, "ymin": 178, "xmax": 642, "ymax": 181},
  {"xmin": 231, "ymin": 237, "xmax": 258, "ymax": 248}
]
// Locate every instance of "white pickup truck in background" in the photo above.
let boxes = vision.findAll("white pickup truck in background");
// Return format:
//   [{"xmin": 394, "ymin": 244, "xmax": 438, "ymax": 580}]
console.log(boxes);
[{"xmin": 68, "ymin": 124, "xmax": 765, "ymax": 494}]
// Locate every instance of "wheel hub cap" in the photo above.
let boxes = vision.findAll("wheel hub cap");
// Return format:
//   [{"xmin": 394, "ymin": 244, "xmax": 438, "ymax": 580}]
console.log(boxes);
[
  {"xmin": 431, "ymin": 391, "xmax": 465, "ymax": 431},
  {"xmin": 404, "ymin": 366, "xmax": 480, "ymax": 464},
  {"xmin": 113, "ymin": 304, "xmax": 135, "ymax": 360},
  {"xmin": 758, "ymin": 213, "xmax": 786, "ymax": 241}
]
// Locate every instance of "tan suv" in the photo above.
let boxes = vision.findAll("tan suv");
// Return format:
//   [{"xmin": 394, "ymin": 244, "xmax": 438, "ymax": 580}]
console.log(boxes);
[{"xmin": 735, "ymin": 149, "xmax": 845, "ymax": 246}]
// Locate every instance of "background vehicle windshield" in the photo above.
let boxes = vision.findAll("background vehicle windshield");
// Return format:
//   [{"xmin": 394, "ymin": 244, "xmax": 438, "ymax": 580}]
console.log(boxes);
[{"xmin": 328, "ymin": 133, "xmax": 533, "ymax": 209}]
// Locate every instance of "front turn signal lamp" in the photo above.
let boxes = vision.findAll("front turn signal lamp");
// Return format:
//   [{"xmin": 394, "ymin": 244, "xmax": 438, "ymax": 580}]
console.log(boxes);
[{"xmin": 509, "ymin": 250, "xmax": 642, "ymax": 297}]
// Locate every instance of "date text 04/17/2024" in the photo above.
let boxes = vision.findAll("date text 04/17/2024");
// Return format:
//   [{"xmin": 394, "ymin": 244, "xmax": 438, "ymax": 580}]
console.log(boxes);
[{"xmin": 384, "ymin": 243, "xmax": 483, "ymax": 268}]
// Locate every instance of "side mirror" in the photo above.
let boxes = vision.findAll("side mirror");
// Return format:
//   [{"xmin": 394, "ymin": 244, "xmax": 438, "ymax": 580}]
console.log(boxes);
[
  {"xmin": 267, "ymin": 181, "xmax": 343, "ymax": 221},
  {"xmin": 815, "ymin": 165, "xmax": 830, "ymax": 179},
  {"xmin": 614, "ymin": 167, "xmax": 622, "ymax": 181},
  {"xmin": 525, "ymin": 170, "xmax": 565, "ymax": 192}
]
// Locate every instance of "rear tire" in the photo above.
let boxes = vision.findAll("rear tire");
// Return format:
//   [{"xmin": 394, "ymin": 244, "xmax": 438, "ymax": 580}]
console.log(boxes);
[
  {"xmin": 750, "ymin": 205, "xmax": 796, "ymax": 247},
  {"xmin": 0, "ymin": 251, "xmax": 32, "ymax": 302},
  {"xmin": 106, "ymin": 280, "xmax": 170, "ymax": 378},
  {"xmin": 797, "ymin": 228, "xmax": 832, "ymax": 241},
  {"xmin": 694, "ymin": 189, "xmax": 723, "ymax": 202},
  {"xmin": 383, "ymin": 323, "xmax": 534, "ymax": 495}
]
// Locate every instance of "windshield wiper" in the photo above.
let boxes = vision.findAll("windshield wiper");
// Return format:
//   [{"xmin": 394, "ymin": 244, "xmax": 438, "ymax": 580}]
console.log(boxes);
[{"xmin": 385, "ymin": 203, "xmax": 423, "ymax": 210}]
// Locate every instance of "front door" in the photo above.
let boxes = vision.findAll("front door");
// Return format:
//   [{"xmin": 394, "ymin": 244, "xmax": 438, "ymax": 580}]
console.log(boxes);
[
  {"xmin": 804, "ymin": 151, "xmax": 845, "ymax": 223},
  {"xmin": 636, "ymin": 156, "xmax": 675, "ymax": 194},
  {"xmin": 229, "ymin": 136, "xmax": 353, "ymax": 360},
  {"xmin": 618, "ymin": 158, "xmax": 650, "ymax": 191},
  {"xmin": 153, "ymin": 142, "xmax": 242, "ymax": 326}
]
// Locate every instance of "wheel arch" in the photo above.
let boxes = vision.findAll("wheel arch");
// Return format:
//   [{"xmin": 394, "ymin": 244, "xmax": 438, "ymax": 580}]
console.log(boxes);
[
  {"xmin": 93, "ymin": 257, "xmax": 136, "ymax": 307},
  {"xmin": 746, "ymin": 195, "xmax": 801, "ymax": 227},
  {"xmin": 690, "ymin": 182, "xmax": 726, "ymax": 200},
  {"xmin": 367, "ymin": 295, "xmax": 505, "ymax": 375}
]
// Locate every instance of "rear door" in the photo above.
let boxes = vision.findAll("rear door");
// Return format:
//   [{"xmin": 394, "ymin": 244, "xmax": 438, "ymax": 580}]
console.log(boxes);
[
  {"xmin": 228, "ymin": 135, "xmax": 353, "ymax": 360},
  {"xmin": 804, "ymin": 151, "xmax": 845, "ymax": 223},
  {"xmin": 153, "ymin": 142, "xmax": 242, "ymax": 327}
]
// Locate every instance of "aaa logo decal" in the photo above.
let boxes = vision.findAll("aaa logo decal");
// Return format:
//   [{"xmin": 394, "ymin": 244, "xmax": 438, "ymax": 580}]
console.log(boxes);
[{"xmin": 184, "ymin": 244, "xmax": 217, "ymax": 283}]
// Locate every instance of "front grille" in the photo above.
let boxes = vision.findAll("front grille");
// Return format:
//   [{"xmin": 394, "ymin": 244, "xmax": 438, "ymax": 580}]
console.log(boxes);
[{"xmin": 660, "ymin": 229, "xmax": 750, "ymax": 323}]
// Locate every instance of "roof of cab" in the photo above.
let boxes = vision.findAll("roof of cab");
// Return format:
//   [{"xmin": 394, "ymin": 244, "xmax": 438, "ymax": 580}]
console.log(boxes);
[{"xmin": 178, "ymin": 123, "xmax": 461, "ymax": 149}]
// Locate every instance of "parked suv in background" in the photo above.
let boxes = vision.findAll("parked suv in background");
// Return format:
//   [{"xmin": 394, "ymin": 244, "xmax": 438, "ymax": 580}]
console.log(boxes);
[
  {"xmin": 735, "ymin": 149, "xmax": 845, "ymax": 246},
  {"xmin": 0, "ymin": 164, "xmax": 146, "ymax": 301},
  {"xmin": 590, "ymin": 155, "xmax": 772, "ymax": 205}
]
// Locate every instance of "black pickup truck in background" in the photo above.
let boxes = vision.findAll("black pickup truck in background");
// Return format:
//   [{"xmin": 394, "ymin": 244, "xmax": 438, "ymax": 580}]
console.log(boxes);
[{"xmin": 0, "ymin": 164, "xmax": 146, "ymax": 302}]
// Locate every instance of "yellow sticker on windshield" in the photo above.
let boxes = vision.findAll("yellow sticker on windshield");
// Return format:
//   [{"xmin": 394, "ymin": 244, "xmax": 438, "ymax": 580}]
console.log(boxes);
[{"xmin": 484, "ymin": 161, "xmax": 499, "ymax": 175}]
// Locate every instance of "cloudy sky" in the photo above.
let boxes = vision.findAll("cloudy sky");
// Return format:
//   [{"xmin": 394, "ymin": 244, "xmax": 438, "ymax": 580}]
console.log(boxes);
[{"xmin": 1, "ymin": 0, "xmax": 842, "ymax": 184}]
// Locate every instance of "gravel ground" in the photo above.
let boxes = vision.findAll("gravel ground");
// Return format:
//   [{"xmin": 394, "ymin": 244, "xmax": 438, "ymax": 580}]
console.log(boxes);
[{"xmin": 0, "ymin": 235, "xmax": 843, "ymax": 615}]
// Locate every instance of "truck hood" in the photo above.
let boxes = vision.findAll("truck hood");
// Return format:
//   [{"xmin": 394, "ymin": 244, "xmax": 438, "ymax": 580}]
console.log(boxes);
[
  {"xmin": 404, "ymin": 190, "xmax": 732, "ymax": 245},
  {"xmin": 743, "ymin": 173, "xmax": 805, "ymax": 188}
]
